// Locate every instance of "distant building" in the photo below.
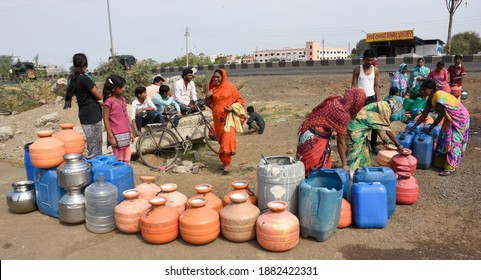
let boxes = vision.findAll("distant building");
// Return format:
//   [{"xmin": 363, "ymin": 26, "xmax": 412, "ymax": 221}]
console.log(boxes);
[
  {"xmin": 254, "ymin": 48, "xmax": 306, "ymax": 62},
  {"xmin": 253, "ymin": 41, "xmax": 347, "ymax": 63},
  {"xmin": 366, "ymin": 29, "xmax": 444, "ymax": 57}
]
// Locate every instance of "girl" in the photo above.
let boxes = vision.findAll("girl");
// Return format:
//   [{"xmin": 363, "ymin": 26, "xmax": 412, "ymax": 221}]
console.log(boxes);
[
  {"xmin": 102, "ymin": 74, "xmax": 134, "ymax": 163},
  {"xmin": 65, "ymin": 53, "xmax": 103, "ymax": 157}
]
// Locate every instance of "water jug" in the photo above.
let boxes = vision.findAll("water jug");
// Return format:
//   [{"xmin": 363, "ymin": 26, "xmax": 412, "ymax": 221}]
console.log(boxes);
[
  {"xmin": 220, "ymin": 193, "xmax": 260, "ymax": 242},
  {"xmin": 190, "ymin": 184, "xmax": 223, "ymax": 213},
  {"xmin": 405, "ymin": 121, "xmax": 423, "ymax": 135},
  {"xmin": 423, "ymin": 123, "xmax": 441, "ymax": 140},
  {"xmin": 299, "ymin": 168, "xmax": 343, "ymax": 242},
  {"xmin": 23, "ymin": 142, "xmax": 34, "ymax": 181},
  {"xmin": 256, "ymin": 201, "xmax": 299, "ymax": 252},
  {"xmin": 375, "ymin": 144, "xmax": 399, "ymax": 167},
  {"xmin": 257, "ymin": 156, "xmax": 304, "ymax": 215},
  {"xmin": 353, "ymin": 166, "xmax": 396, "ymax": 218},
  {"xmin": 412, "ymin": 97, "xmax": 426, "ymax": 111},
  {"xmin": 391, "ymin": 148, "xmax": 417, "ymax": 175},
  {"xmin": 134, "ymin": 176, "xmax": 160, "ymax": 201},
  {"xmin": 93, "ymin": 161, "xmax": 134, "ymax": 203},
  {"xmin": 337, "ymin": 198, "xmax": 352, "ymax": 229},
  {"xmin": 56, "ymin": 154, "xmax": 92, "ymax": 224},
  {"xmin": 54, "ymin": 123, "xmax": 85, "ymax": 154},
  {"xmin": 337, "ymin": 168, "xmax": 350, "ymax": 201},
  {"xmin": 115, "ymin": 189, "xmax": 151, "ymax": 233},
  {"xmin": 410, "ymin": 108, "xmax": 424, "ymax": 121},
  {"xmin": 396, "ymin": 132, "xmax": 415, "ymax": 150},
  {"xmin": 450, "ymin": 85, "xmax": 461, "ymax": 98},
  {"xmin": 34, "ymin": 167, "xmax": 65, "ymax": 218},
  {"xmin": 396, "ymin": 172, "xmax": 419, "ymax": 205},
  {"xmin": 351, "ymin": 182, "xmax": 388, "ymax": 228},
  {"xmin": 179, "ymin": 197, "xmax": 220, "ymax": 245},
  {"xmin": 412, "ymin": 132, "xmax": 434, "ymax": 169},
  {"xmin": 158, "ymin": 183, "xmax": 187, "ymax": 215},
  {"xmin": 86, "ymin": 155, "xmax": 117, "ymax": 174},
  {"xmin": 29, "ymin": 130, "xmax": 65, "ymax": 169},
  {"xmin": 85, "ymin": 173, "xmax": 118, "ymax": 233},
  {"xmin": 403, "ymin": 98, "xmax": 415, "ymax": 112},
  {"xmin": 140, "ymin": 197, "xmax": 179, "ymax": 244},
  {"xmin": 7, "ymin": 180, "xmax": 37, "ymax": 213},
  {"xmin": 223, "ymin": 180, "xmax": 257, "ymax": 207}
]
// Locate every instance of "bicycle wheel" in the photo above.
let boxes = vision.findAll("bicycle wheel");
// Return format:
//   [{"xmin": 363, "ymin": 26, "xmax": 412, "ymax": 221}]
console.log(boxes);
[
  {"xmin": 137, "ymin": 128, "xmax": 180, "ymax": 170},
  {"xmin": 204, "ymin": 121, "xmax": 219, "ymax": 154},
  {"xmin": 0, "ymin": 109, "xmax": 12, "ymax": 115}
]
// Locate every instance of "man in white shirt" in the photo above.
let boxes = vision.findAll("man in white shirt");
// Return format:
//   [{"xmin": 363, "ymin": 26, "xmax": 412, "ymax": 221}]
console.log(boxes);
[
  {"xmin": 146, "ymin": 75, "xmax": 164, "ymax": 99},
  {"xmin": 173, "ymin": 68, "xmax": 198, "ymax": 115}
]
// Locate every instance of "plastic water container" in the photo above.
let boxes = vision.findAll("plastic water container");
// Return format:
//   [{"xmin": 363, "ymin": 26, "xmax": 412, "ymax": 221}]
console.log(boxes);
[
  {"xmin": 299, "ymin": 168, "xmax": 343, "ymax": 242},
  {"xmin": 337, "ymin": 168, "xmax": 350, "ymax": 201},
  {"xmin": 412, "ymin": 132, "xmax": 434, "ymax": 169},
  {"xmin": 24, "ymin": 142, "xmax": 35, "ymax": 181},
  {"xmin": 86, "ymin": 155, "xmax": 117, "ymax": 174},
  {"xmin": 85, "ymin": 173, "xmax": 118, "ymax": 233},
  {"xmin": 33, "ymin": 167, "xmax": 66, "ymax": 218},
  {"xmin": 353, "ymin": 166, "xmax": 396, "ymax": 218},
  {"xmin": 396, "ymin": 131, "xmax": 415, "ymax": 150},
  {"xmin": 405, "ymin": 121, "xmax": 423, "ymax": 135},
  {"xmin": 351, "ymin": 182, "xmax": 388, "ymax": 228},
  {"xmin": 257, "ymin": 156, "xmax": 305, "ymax": 216},
  {"xmin": 403, "ymin": 98, "xmax": 415, "ymax": 112},
  {"xmin": 423, "ymin": 124, "xmax": 441, "ymax": 139},
  {"xmin": 93, "ymin": 161, "xmax": 134, "ymax": 203}
]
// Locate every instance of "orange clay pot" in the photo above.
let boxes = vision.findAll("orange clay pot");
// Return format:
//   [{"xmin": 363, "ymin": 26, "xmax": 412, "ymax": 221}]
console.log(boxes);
[
  {"xmin": 29, "ymin": 130, "xmax": 65, "ymax": 168},
  {"xmin": 179, "ymin": 197, "xmax": 220, "ymax": 245},
  {"xmin": 376, "ymin": 144, "xmax": 399, "ymax": 167},
  {"xmin": 158, "ymin": 183, "xmax": 187, "ymax": 215},
  {"xmin": 114, "ymin": 189, "xmax": 151, "ymax": 233},
  {"xmin": 256, "ymin": 201, "xmax": 299, "ymax": 252},
  {"xmin": 220, "ymin": 193, "xmax": 260, "ymax": 242},
  {"xmin": 189, "ymin": 184, "xmax": 223, "ymax": 213},
  {"xmin": 223, "ymin": 180, "xmax": 257, "ymax": 206},
  {"xmin": 337, "ymin": 198, "xmax": 352, "ymax": 229},
  {"xmin": 414, "ymin": 114, "xmax": 434, "ymax": 128},
  {"xmin": 135, "ymin": 176, "xmax": 160, "ymax": 201},
  {"xmin": 54, "ymin": 123, "xmax": 85, "ymax": 154},
  {"xmin": 140, "ymin": 197, "xmax": 179, "ymax": 244}
]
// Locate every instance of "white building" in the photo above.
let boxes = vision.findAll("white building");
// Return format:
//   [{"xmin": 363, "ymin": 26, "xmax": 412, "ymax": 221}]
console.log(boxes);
[{"xmin": 253, "ymin": 48, "xmax": 306, "ymax": 62}]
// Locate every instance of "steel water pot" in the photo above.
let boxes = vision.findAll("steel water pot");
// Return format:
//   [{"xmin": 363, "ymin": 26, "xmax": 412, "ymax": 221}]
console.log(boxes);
[
  {"xmin": 57, "ymin": 154, "xmax": 92, "ymax": 191},
  {"xmin": 7, "ymin": 180, "xmax": 37, "ymax": 213}
]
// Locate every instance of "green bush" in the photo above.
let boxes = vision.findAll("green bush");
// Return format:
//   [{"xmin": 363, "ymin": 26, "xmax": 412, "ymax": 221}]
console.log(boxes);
[{"xmin": 0, "ymin": 79, "xmax": 55, "ymax": 112}]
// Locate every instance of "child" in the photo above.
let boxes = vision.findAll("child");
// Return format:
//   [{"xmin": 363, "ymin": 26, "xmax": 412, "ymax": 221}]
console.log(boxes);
[
  {"xmin": 246, "ymin": 106, "xmax": 265, "ymax": 134},
  {"xmin": 103, "ymin": 74, "xmax": 134, "ymax": 163},
  {"xmin": 152, "ymin": 85, "xmax": 181, "ymax": 127},
  {"xmin": 131, "ymin": 86, "xmax": 156, "ymax": 137}
]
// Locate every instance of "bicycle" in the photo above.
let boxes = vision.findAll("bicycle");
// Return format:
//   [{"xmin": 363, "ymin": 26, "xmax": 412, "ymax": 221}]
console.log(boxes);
[{"xmin": 136, "ymin": 105, "xmax": 219, "ymax": 170}]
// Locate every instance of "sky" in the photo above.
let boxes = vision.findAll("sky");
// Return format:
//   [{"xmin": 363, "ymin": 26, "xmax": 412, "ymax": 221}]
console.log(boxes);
[{"xmin": 1, "ymin": 0, "xmax": 480, "ymax": 70}]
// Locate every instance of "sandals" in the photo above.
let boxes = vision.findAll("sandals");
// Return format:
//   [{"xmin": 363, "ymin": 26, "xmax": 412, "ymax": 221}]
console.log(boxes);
[
  {"xmin": 223, "ymin": 165, "xmax": 232, "ymax": 172},
  {"xmin": 439, "ymin": 169, "xmax": 455, "ymax": 176}
]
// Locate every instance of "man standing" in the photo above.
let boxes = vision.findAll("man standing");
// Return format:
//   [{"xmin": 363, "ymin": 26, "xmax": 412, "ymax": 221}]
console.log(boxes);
[
  {"xmin": 146, "ymin": 75, "xmax": 164, "ymax": 99},
  {"xmin": 447, "ymin": 55, "xmax": 466, "ymax": 89},
  {"xmin": 351, "ymin": 49, "xmax": 381, "ymax": 154},
  {"xmin": 173, "ymin": 68, "xmax": 198, "ymax": 115}
]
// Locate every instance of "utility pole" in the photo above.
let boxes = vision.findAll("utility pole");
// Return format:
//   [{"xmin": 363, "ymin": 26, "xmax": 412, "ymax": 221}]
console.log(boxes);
[
  {"xmin": 322, "ymin": 39, "xmax": 325, "ymax": 60},
  {"xmin": 107, "ymin": 0, "xmax": 115, "ymax": 58},
  {"xmin": 185, "ymin": 28, "xmax": 190, "ymax": 67}
]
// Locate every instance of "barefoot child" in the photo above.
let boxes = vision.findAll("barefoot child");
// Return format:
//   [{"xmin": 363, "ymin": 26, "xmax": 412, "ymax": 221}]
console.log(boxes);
[{"xmin": 103, "ymin": 74, "xmax": 134, "ymax": 163}]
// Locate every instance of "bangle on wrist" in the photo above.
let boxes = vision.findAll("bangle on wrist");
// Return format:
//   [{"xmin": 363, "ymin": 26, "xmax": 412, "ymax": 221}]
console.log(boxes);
[{"xmin": 383, "ymin": 138, "xmax": 389, "ymax": 144}]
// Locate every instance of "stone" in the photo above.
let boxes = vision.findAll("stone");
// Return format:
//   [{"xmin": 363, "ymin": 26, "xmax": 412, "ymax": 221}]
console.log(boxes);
[
  {"xmin": 35, "ymin": 112, "xmax": 59, "ymax": 127},
  {"xmin": 0, "ymin": 126, "xmax": 14, "ymax": 142},
  {"xmin": 51, "ymin": 78, "xmax": 68, "ymax": 96}
]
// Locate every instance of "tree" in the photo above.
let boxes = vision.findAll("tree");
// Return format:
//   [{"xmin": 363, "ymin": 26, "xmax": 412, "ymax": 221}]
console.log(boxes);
[
  {"xmin": 350, "ymin": 39, "xmax": 367, "ymax": 58},
  {"xmin": 446, "ymin": 0, "xmax": 463, "ymax": 55},
  {"xmin": 444, "ymin": 31, "xmax": 481, "ymax": 55},
  {"xmin": 0, "ymin": 55, "xmax": 14, "ymax": 77}
]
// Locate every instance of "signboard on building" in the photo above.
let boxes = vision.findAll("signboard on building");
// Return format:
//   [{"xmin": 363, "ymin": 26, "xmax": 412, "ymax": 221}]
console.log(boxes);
[{"xmin": 366, "ymin": 30, "xmax": 414, "ymax": 43}]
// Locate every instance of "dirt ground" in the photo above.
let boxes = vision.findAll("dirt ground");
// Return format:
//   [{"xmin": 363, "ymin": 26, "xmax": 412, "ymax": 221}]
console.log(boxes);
[{"xmin": 0, "ymin": 73, "xmax": 480, "ymax": 260}]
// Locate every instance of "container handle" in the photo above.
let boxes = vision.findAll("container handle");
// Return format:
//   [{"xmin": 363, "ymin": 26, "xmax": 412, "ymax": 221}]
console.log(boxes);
[{"xmin": 260, "ymin": 154, "xmax": 270, "ymax": 165}]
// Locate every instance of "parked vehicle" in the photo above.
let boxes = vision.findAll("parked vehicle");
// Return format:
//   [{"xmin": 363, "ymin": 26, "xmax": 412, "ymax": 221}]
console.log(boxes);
[{"xmin": 109, "ymin": 55, "xmax": 136, "ymax": 70}]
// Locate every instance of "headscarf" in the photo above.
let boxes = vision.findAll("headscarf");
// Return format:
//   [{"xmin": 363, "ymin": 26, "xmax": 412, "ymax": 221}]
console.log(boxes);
[{"xmin": 299, "ymin": 88, "xmax": 366, "ymax": 135}]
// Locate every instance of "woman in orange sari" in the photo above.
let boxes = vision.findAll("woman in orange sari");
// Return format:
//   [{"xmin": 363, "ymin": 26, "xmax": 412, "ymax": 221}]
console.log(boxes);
[{"xmin": 205, "ymin": 69, "xmax": 245, "ymax": 172}]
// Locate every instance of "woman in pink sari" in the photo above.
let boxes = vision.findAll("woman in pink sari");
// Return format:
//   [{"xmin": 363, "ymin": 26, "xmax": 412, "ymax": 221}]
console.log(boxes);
[{"xmin": 427, "ymin": 61, "xmax": 451, "ymax": 93}]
